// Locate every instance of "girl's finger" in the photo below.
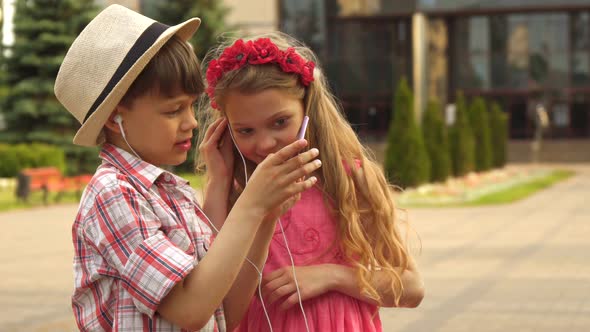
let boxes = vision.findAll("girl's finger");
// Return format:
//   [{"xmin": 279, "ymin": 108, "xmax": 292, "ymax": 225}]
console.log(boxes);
[
  {"xmin": 262, "ymin": 273, "xmax": 287, "ymax": 293},
  {"xmin": 281, "ymin": 148, "xmax": 320, "ymax": 175},
  {"xmin": 263, "ymin": 268, "xmax": 286, "ymax": 284},
  {"xmin": 262, "ymin": 279, "xmax": 288, "ymax": 300},
  {"xmin": 209, "ymin": 118, "xmax": 228, "ymax": 146},
  {"xmin": 279, "ymin": 159, "xmax": 321, "ymax": 187},
  {"xmin": 203, "ymin": 117, "xmax": 225, "ymax": 142},
  {"xmin": 268, "ymin": 283, "xmax": 297, "ymax": 305},
  {"xmin": 265, "ymin": 139, "xmax": 308, "ymax": 166},
  {"xmin": 280, "ymin": 293, "xmax": 301, "ymax": 310}
]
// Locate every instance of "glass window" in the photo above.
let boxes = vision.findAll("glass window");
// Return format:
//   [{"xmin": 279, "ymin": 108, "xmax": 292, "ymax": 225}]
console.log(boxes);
[
  {"xmin": 573, "ymin": 13, "xmax": 590, "ymax": 50},
  {"xmin": 506, "ymin": 15, "xmax": 529, "ymax": 88},
  {"xmin": 327, "ymin": 0, "xmax": 415, "ymax": 16},
  {"xmin": 280, "ymin": 0, "xmax": 326, "ymax": 57},
  {"xmin": 427, "ymin": 18, "xmax": 448, "ymax": 103},
  {"xmin": 418, "ymin": 0, "xmax": 590, "ymax": 12},
  {"xmin": 453, "ymin": 16, "xmax": 490, "ymax": 89},
  {"xmin": 573, "ymin": 51, "xmax": 590, "ymax": 85},
  {"xmin": 572, "ymin": 12, "xmax": 590, "ymax": 87},
  {"xmin": 326, "ymin": 19, "xmax": 411, "ymax": 98}
]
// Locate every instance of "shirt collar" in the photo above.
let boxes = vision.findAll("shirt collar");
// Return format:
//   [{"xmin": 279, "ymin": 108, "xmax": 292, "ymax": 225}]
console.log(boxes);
[{"xmin": 99, "ymin": 143, "xmax": 188, "ymax": 189}]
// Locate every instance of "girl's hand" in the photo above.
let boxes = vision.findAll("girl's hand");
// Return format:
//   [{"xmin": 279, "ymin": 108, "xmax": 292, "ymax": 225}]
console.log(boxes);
[
  {"xmin": 199, "ymin": 117, "xmax": 234, "ymax": 182},
  {"xmin": 238, "ymin": 139, "xmax": 321, "ymax": 219},
  {"xmin": 261, "ymin": 265, "xmax": 333, "ymax": 310}
]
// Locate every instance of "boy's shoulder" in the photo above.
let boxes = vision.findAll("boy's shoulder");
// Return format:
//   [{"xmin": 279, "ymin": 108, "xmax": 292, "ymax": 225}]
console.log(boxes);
[
  {"xmin": 88, "ymin": 163, "xmax": 131, "ymax": 192},
  {"xmin": 77, "ymin": 163, "xmax": 138, "ymax": 213}
]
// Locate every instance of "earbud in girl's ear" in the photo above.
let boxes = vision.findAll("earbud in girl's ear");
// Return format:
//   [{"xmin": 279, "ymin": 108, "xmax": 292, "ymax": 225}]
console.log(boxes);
[{"xmin": 114, "ymin": 114, "xmax": 123, "ymax": 124}]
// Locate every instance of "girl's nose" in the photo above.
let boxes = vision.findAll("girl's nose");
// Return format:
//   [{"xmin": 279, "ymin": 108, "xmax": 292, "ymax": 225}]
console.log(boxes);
[{"xmin": 256, "ymin": 134, "xmax": 277, "ymax": 155}]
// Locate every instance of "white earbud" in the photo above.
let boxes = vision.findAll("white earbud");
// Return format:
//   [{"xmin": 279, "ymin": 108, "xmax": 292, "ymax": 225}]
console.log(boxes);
[{"xmin": 113, "ymin": 113, "xmax": 141, "ymax": 159}]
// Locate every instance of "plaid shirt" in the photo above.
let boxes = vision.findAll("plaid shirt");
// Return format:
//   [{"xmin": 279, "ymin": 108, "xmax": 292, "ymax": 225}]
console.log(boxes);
[{"xmin": 72, "ymin": 144, "xmax": 225, "ymax": 332}]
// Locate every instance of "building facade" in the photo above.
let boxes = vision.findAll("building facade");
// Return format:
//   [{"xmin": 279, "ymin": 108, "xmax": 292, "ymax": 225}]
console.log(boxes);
[{"xmin": 279, "ymin": 0, "xmax": 590, "ymax": 140}]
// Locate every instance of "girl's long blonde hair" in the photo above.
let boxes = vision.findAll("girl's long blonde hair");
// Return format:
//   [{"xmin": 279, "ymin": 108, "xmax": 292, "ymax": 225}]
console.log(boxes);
[{"xmin": 196, "ymin": 32, "xmax": 410, "ymax": 305}]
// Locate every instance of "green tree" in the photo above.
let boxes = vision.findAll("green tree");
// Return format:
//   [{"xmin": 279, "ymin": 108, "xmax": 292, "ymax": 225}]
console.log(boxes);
[
  {"xmin": 469, "ymin": 97, "xmax": 492, "ymax": 171},
  {"xmin": 147, "ymin": 0, "xmax": 230, "ymax": 59},
  {"xmin": 449, "ymin": 91, "xmax": 475, "ymax": 177},
  {"xmin": 489, "ymin": 102, "xmax": 509, "ymax": 168},
  {"xmin": 384, "ymin": 78, "xmax": 430, "ymax": 188},
  {"xmin": 144, "ymin": 0, "xmax": 230, "ymax": 173},
  {"xmin": 0, "ymin": 0, "xmax": 98, "ymax": 173},
  {"xmin": 423, "ymin": 99, "xmax": 451, "ymax": 182}
]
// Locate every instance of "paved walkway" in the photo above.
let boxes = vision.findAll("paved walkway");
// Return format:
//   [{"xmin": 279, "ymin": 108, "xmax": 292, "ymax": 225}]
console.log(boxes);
[{"xmin": 0, "ymin": 164, "xmax": 588, "ymax": 332}]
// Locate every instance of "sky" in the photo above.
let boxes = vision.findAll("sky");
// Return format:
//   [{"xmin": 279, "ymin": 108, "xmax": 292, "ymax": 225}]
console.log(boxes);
[{"xmin": 2, "ymin": 0, "xmax": 15, "ymax": 47}]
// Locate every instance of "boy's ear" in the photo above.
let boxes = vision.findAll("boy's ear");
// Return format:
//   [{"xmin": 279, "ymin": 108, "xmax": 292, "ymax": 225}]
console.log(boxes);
[{"xmin": 104, "ymin": 109, "xmax": 123, "ymax": 134}]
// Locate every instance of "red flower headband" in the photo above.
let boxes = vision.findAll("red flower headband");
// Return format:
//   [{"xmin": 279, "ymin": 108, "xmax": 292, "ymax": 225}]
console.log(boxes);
[{"xmin": 206, "ymin": 38, "xmax": 316, "ymax": 109}]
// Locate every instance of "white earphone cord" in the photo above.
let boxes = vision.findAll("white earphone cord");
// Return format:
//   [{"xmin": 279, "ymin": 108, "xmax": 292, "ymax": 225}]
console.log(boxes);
[
  {"xmin": 226, "ymin": 124, "xmax": 310, "ymax": 332},
  {"xmin": 116, "ymin": 116, "xmax": 142, "ymax": 160}
]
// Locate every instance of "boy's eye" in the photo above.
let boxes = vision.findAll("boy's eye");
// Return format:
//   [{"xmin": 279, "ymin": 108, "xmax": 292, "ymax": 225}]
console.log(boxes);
[{"xmin": 166, "ymin": 109, "xmax": 181, "ymax": 116}]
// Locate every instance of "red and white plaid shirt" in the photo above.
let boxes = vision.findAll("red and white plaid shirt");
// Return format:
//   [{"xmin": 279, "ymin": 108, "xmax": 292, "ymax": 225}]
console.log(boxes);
[{"xmin": 72, "ymin": 144, "xmax": 225, "ymax": 331}]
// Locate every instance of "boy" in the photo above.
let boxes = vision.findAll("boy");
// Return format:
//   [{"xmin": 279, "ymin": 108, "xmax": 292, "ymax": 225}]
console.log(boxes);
[{"xmin": 54, "ymin": 5, "xmax": 320, "ymax": 331}]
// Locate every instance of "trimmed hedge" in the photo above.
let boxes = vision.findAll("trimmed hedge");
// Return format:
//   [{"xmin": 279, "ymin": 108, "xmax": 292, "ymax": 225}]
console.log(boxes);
[
  {"xmin": 384, "ymin": 78, "xmax": 430, "ymax": 188},
  {"xmin": 423, "ymin": 99, "xmax": 451, "ymax": 182},
  {"xmin": 0, "ymin": 143, "xmax": 66, "ymax": 177},
  {"xmin": 490, "ymin": 102, "xmax": 509, "ymax": 168},
  {"xmin": 469, "ymin": 97, "xmax": 493, "ymax": 172},
  {"xmin": 449, "ymin": 91, "xmax": 475, "ymax": 177}
]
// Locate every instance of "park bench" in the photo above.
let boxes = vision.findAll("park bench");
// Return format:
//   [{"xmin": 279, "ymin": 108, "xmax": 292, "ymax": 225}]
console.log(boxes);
[{"xmin": 15, "ymin": 167, "xmax": 92, "ymax": 204}]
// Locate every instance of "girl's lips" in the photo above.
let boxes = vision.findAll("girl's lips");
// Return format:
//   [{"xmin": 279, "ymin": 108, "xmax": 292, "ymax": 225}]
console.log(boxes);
[{"xmin": 175, "ymin": 139, "xmax": 192, "ymax": 151}]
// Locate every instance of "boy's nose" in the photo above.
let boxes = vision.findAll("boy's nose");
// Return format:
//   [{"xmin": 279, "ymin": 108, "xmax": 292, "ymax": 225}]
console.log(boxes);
[{"xmin": 181, "ymin": 113, "xmax": 198, "ymax": 131}]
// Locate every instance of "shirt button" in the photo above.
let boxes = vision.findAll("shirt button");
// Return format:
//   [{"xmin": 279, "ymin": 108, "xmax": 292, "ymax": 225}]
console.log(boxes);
[{"xmin": 164, "ymin": 174, "xmax": 172, "ymax": 182}]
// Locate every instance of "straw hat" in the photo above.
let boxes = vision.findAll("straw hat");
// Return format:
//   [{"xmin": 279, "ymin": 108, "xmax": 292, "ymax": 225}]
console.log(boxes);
[{"xmin": 54, "ymin": 4, "xmax": 201, "ymax": 146}]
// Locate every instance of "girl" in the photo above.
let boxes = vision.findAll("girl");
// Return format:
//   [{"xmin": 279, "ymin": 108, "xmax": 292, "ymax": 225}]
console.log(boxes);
[{"xmin": 196, "ymin": 32, "xmax": 424, "ymax": 331}]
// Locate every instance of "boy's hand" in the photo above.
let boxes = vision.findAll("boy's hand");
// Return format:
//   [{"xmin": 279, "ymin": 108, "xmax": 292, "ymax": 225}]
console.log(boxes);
[
  {"xmin": 238, "ymin": 140, "xmax": 320, "ymax": 219},
  {"xmin": 199, "ymin": 117, "xmax": 234, "ymax": 183}
]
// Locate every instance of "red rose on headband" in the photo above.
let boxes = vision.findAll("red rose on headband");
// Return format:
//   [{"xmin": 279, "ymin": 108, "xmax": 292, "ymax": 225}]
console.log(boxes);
[
  {"xmin": 218, "ymin": 39, "xmax": 252, "ymax": 71},
  {"xmin": 249, "ymin": 38, "xmax": 280, "ymax": 65},
  {"xmin": 300, "ymin": 61, "xmax": 316, "ymax": 86},
  {"xmin": 206, "ymin": 59, "xmax": 223, "ymax": 84},
  {"xmin": 279, "ymin": 48, "xmax": 305, "ymax": 73}
]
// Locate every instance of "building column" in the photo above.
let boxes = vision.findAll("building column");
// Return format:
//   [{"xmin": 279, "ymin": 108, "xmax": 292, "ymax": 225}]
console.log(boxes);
[{"xmin": 412, "ymin": 12, "xmax": 428, "ymax": 124}]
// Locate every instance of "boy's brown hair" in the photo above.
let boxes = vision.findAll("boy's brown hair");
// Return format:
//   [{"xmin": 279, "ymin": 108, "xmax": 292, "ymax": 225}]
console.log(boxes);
[{"xmin": 120, "ymin": 35, "xmax": 204, "ymax": 107}]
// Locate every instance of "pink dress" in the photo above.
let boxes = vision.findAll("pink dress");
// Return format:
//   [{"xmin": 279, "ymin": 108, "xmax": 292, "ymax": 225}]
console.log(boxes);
[{"xmin": 235, "ymin": 185, "xmax": 382, "ymax": 332}]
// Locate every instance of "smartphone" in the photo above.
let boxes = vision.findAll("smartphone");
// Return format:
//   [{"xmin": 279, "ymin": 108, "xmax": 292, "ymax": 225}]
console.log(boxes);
[{"xmin": 297, "ymin": 116, "xmax": 310, "ymax": 140}]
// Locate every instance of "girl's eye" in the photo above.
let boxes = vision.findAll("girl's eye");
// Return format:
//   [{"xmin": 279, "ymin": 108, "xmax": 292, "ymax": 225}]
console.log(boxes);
[
  {"xmin": 237, "ymin": 128, "xmax": 253, "ymax": 135},
  {"xmin": 275, "ymin": 117, "xmax": 288, "ymax": 127}
]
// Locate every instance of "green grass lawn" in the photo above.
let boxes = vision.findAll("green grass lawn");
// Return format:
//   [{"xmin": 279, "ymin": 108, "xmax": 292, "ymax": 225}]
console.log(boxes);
[
  {"xmin": 0, "ymin": 173, "xmax": 204, "ymax": 213},
  {"xmin": 466, "ymin": 170, "xmax": 574, "ymax": 205},
  {"xmin": 399, "ymin": 170, "xmax": 574, "ymax": 208},
  {"xmin": 0, "ymin": 189, "xmax": 81, "ymax": 212},
  {"xmin": 0, "ymin": 170, "xmax": 574, "ymax": 212}
]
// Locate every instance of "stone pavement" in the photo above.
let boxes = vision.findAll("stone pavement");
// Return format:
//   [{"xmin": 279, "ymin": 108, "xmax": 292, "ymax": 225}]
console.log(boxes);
[{"xmin": 0, "ymin": 164, "xmax": 588, "ymax": 332}]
